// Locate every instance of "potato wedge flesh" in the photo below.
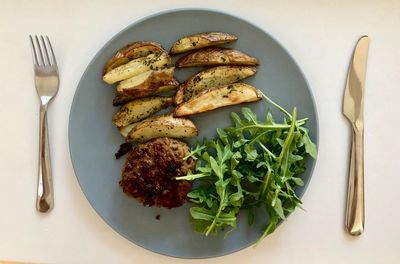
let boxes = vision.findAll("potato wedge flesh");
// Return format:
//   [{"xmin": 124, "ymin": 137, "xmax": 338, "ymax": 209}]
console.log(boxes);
[
  {"xmin": 118, "ymin": 113, "xmax": 165, "ymax": 138},
  {"xmin": 112, "ymin": 96, "xmax": 174, "ymax": 127},
  {"xmin": 174, "ymin": 66, "xmax": 257, "ymax": 104},
  {"xmin": 116, "ymin": 67, "xmax": 176, "ymax": 94},
  {"xmin": 117, "ymin": 71, "xmax": 153, "ymax": 90},
  {"xmin": 155, "ymin": 84, "xmax": 177, "ymax": 94},
  {"xmin": 127, "ymin": 114, "xmax": 198, "ymax": 142},
  {"xmin": 103, "ymin": 53, "xmax": 171, "ymax": 84},
  {"xmin": 174, "ymin": 83, "xmax": 262, "ymax": 116},
  {"xmin": 119, "ymin": 123, "xmax": 137, "ymax": 138}
]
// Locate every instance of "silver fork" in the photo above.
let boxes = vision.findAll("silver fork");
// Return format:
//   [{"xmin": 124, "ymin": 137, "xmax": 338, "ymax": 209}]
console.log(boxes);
[{"xmin": 29, "ymin": 35, "xmax": 59, "ymax": 213}]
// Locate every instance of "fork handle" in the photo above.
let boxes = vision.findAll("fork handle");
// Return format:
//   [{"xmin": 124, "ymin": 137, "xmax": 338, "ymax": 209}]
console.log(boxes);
[
  {"xmin": 345, "ymin": 122, "xmax": 364, "ymax": 235},
  {"xmin": 36, "ymin": 105, "xmax": 54, "ymax": 212}
]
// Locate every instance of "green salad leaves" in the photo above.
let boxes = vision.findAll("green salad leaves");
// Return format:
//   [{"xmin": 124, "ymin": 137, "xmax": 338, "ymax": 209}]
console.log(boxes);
[{"xmin": 176, "ymin": 93, "xmax": 317, "ymax": 245}]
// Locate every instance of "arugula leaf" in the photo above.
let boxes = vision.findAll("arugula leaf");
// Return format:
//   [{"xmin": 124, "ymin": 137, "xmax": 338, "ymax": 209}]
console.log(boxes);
[
  {"xmin": 273, "ymin": 197, "xmax": 285, "ymax": 219},
  {"xmin": 209, "ymin": 156, "xmax": 223, "ymax": 179},
  {"xmin": 300, "ymin": 127, "xmax": 318, "ymax": 159},
  {"xmin": 244, "ymin": 144, "xmax": 258, "ymax": 162},
  {"xmin": 217, "ymin": 128, "xmax": 228, "ymax": 145},
  {"xmin": 230, "ymin": 152, "xmax": 242, "ymax": 171},
  {"xmin": 291, "ymin": 177, "xmax": 305, "ymax": 186},
  {"xmin": 241, "ymin": 107, "xmax": 257, "ymax": 123}
]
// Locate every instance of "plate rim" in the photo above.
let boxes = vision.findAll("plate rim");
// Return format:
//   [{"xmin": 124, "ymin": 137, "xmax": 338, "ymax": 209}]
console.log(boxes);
[{"xmin": 68, "ymin": 7, "xmax": 319, "ymax": 259}]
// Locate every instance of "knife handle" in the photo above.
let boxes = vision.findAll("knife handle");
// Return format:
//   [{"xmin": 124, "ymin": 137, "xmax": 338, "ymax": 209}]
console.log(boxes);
[{"xmin": 345, "ymin": 122, "xmax": 365, "ymax": 236}]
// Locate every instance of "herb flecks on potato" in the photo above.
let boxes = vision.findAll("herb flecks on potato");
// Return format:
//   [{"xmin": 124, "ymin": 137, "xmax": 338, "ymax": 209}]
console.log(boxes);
[
  {"xmin": 112, "ymin": 96, "xmax": 174, "ymax": 127},
  {"xmin": 170, "ymin": 32, "xmax": 237, "ymax": 54},
  {"xmin": 175, "ymin": 66, "xmax": 257, "ymax": 105},
  {"xmin": 104, "ymin": 41, "xmax": 166, "ymax": 74},
  {"xmin": 174, "ymin": 83, "xmax": 262, "ymax": 116},
  {"xmin": 176, "ymin": 48, "xmax": 259, "ymax": 68},
  {"xmin": 127, "ymin": 114, "xmax": 198, "ymax": 142}
]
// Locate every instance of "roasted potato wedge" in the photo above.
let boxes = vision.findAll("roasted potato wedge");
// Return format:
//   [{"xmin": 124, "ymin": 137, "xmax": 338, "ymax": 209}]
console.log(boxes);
[
  {"xmin": 118, "ymin": 114, "xmax": 163, "ymax": 138},
  {"xmin": 104, "ymin": 41, "xmax": 166, "ymax": 74},
  {"xmin": 170, "ymin": 32, "xmax": 237, "ymax": 54},
  {"xmin": 112, "ymin": 83, "xmax": 177, "ymax": 106},
  {"xmin": 103, "ymin": 53, "xmax": 172, "ymax": 84},
  {"xmin": 154, "ymin": 84, "xmax": 178, "ymax": 94},
  {"xmin": 112, "ymin": 68, "xmax": 178, "ymax": 106},
  {"xmin": 174, "ymin": 66, "xmax": 257, "ymax": 105},
  {"xmin": 117, "ymin": 67, "xmax": 179, "ymax": 97},
  {"xmin": 175, "ymin": 48, "xmax": 259, "ymax": 68},
  {"xmin": 119, "ymin": 123, "xmax": 137, "ymax": 138},
  {"xmin": 174, "ymin": 83, "xmax": 262, "ymax": 116},
  {"xmin": 112, "ymin": 96, "xmax": 174, "ymax": 127},
  {"xmin": 127, "ymin": 114, "xmax": 198, "ymax": 142}
]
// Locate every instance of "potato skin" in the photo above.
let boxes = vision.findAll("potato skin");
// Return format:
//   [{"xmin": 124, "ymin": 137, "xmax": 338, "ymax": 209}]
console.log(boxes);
[
  {"xmin": 112, "ymin": 84, "xmax": 177, "ymax": 106},
  {"xmin": 174, "ymin": 66, "xmax": 257, "ymax": 105},
  {"xmin": 175, "ymin": 48, "xmax": 259, "ymax": 68},
  {"xmin": 126, "ymin": 114, "xmax": 198, "ymax": 143},
  {"xmin": 112, "ymin": 96, "xmax": 174, "ymax": 127},
  {"xmin": 174, "ymin": 83, "xmax": 262, "ymax": 116},
  {"xmin": 170, "ymin": 32, "xmax": 237, "ymax": 54},
  {"xmin": 103, "ymin": 41, "xmax": 166, "ymax": 74},
  {"xmin": 103, "ymin": 53, "xmax": 172, "ymax": 84}
]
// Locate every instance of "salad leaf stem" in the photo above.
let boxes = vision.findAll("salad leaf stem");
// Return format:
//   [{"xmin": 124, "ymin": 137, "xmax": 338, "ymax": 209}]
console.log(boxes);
[
  {"xmin": 260, "ymin": 90, "xmax": 292, "ymax": 118},
  {"xmin": 205, "ymin": 189, "xmax": 226, "ymax": 236}
]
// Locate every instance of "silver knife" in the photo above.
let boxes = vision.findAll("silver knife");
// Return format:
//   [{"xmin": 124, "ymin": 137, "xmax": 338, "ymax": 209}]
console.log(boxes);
[{"xmin": 343, "ymin": 36, "xmax": 369, "ymax": 236}]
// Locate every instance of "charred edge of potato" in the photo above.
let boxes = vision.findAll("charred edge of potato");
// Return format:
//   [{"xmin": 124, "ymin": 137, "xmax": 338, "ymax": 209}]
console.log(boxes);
[
  {"xmin": 174, "ymin": 83, "xmax": 262, "ymax": 116},
  {"xmin": 126, "ymin": 114, "xmax": 198, "ymax": 143},
  {"xmin": 170, "ymin": 32, "xmax": 238, "ymax": 55},
  {"xmin": 103, "ymin": 41, "xmax": 166, "ymax": 74},
  {"xmin": 120, "ymin": 79, "xmax": 179, "ymax": 97},
  {"xmin": 112, "ymin": 81, "xmax": 179, "ymax": 106},
  {"xmin": 103, "ymin": 53, "xmax": 172, "ymax": 85},
  {"xmin": 112, "ymin": 96, "xmax": 174, "ymax": 127},
  {"xmin": 113, "ymin": 93, "xmax": 135, "ymax": 106},
  {"xmin": 175, "ymin": 48, "xmax": 259, "ymax": 68},
  {"xmin": 113, "ymin": 82, "xmax": 178, "ymax": 106},
  {"xmin": 174, "ymin": 66, "xmax": 257, "ymax": 105},
  {"xmin": 174, "ymin": 85, "xmax": 185, "ymax": 105}
]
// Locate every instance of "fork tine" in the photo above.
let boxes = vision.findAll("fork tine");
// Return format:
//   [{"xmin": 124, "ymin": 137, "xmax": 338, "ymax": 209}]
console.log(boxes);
[
  {"xmin": 29, "ymin": 35, "xmax": 39, "ymax": 66},
  {"xmin": 40, "ymin": 36, "xmax": 50, "ymax": 66},
  {"xmin": 34, "ymin": 35, "xmax": 44, "ymax": 66},
  {"xmin": 45, "ymin": 36, "xmax": 57, "ymax": 66}
]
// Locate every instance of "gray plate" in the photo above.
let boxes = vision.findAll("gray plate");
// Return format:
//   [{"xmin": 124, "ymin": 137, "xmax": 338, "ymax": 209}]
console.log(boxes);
[{"xmin": 69, "ymin": 8, "xmax": 319, "ymax": 259}]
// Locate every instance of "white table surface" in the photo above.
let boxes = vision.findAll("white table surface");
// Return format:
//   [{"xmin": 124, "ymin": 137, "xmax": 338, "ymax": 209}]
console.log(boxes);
[{"xmin": 1, "ymin": 0, "xmax": 399, "ymax": 263}]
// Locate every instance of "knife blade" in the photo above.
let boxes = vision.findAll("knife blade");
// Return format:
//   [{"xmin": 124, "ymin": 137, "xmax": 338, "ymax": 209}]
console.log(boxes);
[{"xmin": 343, "ymin": 35, "xmax": 369, "ymax": 236}]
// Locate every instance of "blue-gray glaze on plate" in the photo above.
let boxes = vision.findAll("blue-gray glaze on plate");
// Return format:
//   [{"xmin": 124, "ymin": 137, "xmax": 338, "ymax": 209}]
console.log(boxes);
[{"xmin": 69, "ymin": 8, "xmax": 319, "ymax": 259}]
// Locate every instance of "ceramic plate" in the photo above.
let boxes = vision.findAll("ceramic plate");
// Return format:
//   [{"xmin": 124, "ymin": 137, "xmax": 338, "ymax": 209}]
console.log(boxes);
[{"xmin": 69, "ymin": 9, "xmax": 318, "ymax": 258}]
